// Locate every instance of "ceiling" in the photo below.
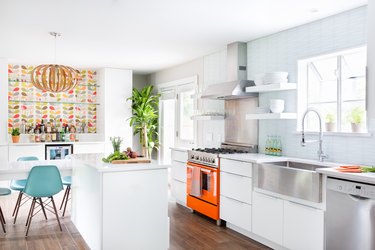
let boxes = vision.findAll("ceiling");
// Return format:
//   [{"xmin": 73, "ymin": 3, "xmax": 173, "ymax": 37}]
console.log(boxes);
[{"xmin": 0, "ymin": 0, "xmax": 367, "ymax": 74}]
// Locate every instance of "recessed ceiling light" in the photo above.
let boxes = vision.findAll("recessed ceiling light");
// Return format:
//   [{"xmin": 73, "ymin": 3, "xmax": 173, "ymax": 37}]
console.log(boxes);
[{"xmin": 309, "ymin": 8, "xmax": 319, "ymax": 13}]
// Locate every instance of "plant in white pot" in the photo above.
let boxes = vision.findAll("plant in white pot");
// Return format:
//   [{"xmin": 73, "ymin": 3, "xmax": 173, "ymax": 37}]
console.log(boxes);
[
  {"xmin": 348, "ymin": 107, "xmax": 365, "ymax": 132},
  {"xmin": 325, "ymin": 113, "xmax": 336, "ymax": 132}
]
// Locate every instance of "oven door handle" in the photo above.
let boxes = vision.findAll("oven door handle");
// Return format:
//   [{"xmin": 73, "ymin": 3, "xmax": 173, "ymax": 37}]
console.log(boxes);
[
  {"xmin": 200, "ymin": 168, "xmax": 211, "ymax": 173},
  {"xmin": 186, "ymin": 165, "xmax": 211, "ymax": 173}
]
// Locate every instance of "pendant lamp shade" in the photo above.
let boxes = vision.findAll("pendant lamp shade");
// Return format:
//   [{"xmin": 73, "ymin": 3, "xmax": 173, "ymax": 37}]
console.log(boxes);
[{"xmin": 30, "ymin": 64, "xmax": 81, "ymax": 93}]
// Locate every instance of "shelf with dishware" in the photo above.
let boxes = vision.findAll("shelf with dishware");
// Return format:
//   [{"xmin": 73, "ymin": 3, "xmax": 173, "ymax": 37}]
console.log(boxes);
[
  {"xmin": 245, "ymin": 113, "xmax": 297, "ymax": 120},
  {"xmin": 245, "ymin": 83, "xmax": 297, "ymax": 93}
]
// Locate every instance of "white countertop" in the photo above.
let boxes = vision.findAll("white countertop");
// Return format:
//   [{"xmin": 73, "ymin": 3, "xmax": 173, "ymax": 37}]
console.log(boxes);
[
  {"xmin": 170, "ymin": 147, "xmax": 190, "ymax": 152},
  {"xmin": 221, "ymin": 153, "xmax": 375, "ymax": 183},
  {"xmin": 317, "ymin": 168, "xmax": 375, "ymax": 184},
  {"xmin": 72, "ymin": 153, "xmax": 169, "ymax": 173}
]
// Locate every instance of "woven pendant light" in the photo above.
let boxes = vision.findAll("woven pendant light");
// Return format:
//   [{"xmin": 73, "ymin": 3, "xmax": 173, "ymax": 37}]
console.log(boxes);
[{"xmin": 30, "ymin": 32, "xmax": 81, "ymax": 93}]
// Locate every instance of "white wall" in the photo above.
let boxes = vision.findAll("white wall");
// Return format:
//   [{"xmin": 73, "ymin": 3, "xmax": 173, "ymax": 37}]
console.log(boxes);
[
  {"xmin": 0, "ymin": 58, "xmax": 8, "ymax": 145},
  {"xmin": 97, "ymin": 68, "xmax": 133, "ymax": 153},
  {"xmin": 368, "ymin": 0, "xmax": 375, "ymax": 123},
  {"xmin": 247, "ymin": 6, "xmax": 374, "ymax": 164}
]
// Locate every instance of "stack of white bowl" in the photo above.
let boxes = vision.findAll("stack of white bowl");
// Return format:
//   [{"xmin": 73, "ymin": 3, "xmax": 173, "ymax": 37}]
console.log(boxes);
[{"xmin": 254, "ymin": 72, "xmax": 288, "ymax": 85}]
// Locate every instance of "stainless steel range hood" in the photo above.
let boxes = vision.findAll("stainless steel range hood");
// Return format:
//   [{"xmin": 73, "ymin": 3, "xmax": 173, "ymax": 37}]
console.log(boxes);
[{"xmin": 201, "ymin": 42, "xmax": 258, "ymax": 100}]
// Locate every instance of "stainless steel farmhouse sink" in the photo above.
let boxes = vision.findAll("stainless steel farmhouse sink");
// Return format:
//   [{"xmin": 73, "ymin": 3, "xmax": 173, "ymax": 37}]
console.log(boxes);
[{"xmin": 254, "ymin": 161, "xmax": 331, "ymax": 203}]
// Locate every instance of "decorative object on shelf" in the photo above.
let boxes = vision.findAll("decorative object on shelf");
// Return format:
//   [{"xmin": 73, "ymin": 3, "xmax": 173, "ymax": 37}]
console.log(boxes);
[
  {"xmin": 30, "ymin": 32, "xmax": 81, "ymax": 93},
  {"xmin": 270, "ymin": 99, "xmax": 285, "ymax": 113},
  {"xmin": 8, "ymin": 65, "xmax": 97, "ymax": 134},
  {"xmin": 348, "ymin": 107, "xmax": 365, "ymax": 133},
  {"xmin": 325, "ymin": 113, "xmax": 336, "ymax": 132},
  {"xmin": 11, "ymin": 128, "xmax": 20, "ymax": 143},
  {"xmin": 127, "ymin": 85, "xmax": 160, "ymax": 158}
]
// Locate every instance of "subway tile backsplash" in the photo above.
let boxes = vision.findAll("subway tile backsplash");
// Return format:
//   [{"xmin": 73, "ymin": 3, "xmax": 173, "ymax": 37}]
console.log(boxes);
[{"xmin": 247, "ymin": 6, "xmax": 375, "ymax": 165}]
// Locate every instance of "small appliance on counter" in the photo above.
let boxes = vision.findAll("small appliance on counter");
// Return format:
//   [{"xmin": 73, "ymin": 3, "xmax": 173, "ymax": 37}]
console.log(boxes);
[
  {"xmin": 186, "ymin": 142, "xmax": 257, "ymax": 225},
  {"xmin": 45, "ymin": 144, "xmax": 73, "ymax": 160}
]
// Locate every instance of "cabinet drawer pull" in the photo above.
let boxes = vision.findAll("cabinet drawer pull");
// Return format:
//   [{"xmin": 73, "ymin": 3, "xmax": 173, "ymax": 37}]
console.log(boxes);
[
  {"xmin": 223, "ymin": 196, "xmax": 246, "ymax": 205},
  {"xmin": 288, "ymin": 200, "xmax": 320, "ymax": 211}
]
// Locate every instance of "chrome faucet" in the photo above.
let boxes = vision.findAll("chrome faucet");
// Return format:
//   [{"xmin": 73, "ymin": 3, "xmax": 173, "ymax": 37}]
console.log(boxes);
[{"xmin": 301, "ymin": 108, "xmax": 327, "ymax": 162}]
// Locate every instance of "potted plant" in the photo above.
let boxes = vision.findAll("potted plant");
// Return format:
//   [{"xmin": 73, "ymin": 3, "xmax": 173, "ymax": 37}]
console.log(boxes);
[
  {"xmin": 325, "ymin": 113, "xmax": 336, "ymax": 132},
  {"xmin": 127, "ymin": 85, "xmax": 160, "ymax": 158},
  {"xmin": 348, "ymin": 107, "xmax": 365, "ymax": 132},
  {"xmin": 11, "ymin": 128, "xmax": 20, "ymax": 143}
]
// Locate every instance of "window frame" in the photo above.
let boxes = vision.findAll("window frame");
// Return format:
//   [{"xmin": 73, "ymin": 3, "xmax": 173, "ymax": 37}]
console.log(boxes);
[{"xmin": 297, "ymin": 46, "xmax": 367, "ymax": 133}]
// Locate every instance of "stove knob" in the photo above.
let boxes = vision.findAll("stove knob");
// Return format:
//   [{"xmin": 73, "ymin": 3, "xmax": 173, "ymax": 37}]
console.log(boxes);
[{"xmin": 195, "ymin": 156, "xmax": 199, "ymax": 160}]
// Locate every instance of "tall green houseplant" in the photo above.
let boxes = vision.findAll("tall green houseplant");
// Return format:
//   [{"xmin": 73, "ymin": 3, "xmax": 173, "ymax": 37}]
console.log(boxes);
[{"xmin": 127, "ymin": 85, "xmax": 160, "ymax": 158}]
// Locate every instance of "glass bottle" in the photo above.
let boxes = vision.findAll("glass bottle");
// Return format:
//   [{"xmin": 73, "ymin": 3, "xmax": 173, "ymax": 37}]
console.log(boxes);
[{"xmin": 265, "ymin": 136, "xmax": 271, "ymax": 155}]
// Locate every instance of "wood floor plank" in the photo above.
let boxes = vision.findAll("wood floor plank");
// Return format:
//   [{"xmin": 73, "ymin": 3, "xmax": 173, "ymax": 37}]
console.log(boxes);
[{"xmin": 1, "ymin": 191, "xmax": 271, "ymax": 250}]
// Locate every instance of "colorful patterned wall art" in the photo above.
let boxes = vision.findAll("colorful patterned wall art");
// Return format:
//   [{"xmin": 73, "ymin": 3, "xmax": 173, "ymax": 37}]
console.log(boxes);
[{"xmin": 8, "ymin": 64, "xmax": 98, "ymax": 133}]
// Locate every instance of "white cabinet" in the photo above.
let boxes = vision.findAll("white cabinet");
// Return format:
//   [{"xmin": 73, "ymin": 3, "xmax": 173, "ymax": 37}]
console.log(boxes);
[
  {"xmin": 220, "ymin": 158, "xmax": 253, "ymax": 232},
  {"xmin": 9, "ymin": 145, "xmax": 45, "ymax": 161},
  {"xmin": 252, "ymin": 191, "xmax": 283, "ymax": 245},
  {"xmin": 170, "ymin": 149, "xmax": 188, "ymax": 206},
  {"xmin": 283, "ymin": 201, "xmax": 324, "ymax": 250},
  {"xmin": 220, "ymin": 172, "xmax": 252, "ymax": 204},
  {"xmin": 252, "ymin": 191, "xmax": 324, "ymax": 249},
  {"xmin": 74, "ymin": 143, "xmax": 105, "ymax": 154},
  {"xmin": 0, "ymin": 146, "xmax": 8, "ymax": 163},
  {"xmin": 220, "ymin": 195, "xmax": 252, "ymax": 232}
]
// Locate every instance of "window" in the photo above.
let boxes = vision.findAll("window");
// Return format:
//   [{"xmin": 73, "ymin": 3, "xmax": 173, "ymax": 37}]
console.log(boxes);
[
  {"xmin": 298, "ymin": 47, "xmax": 367, "ymax": 132},
  {"xmin": 158, "ymin": 76, "xmax": 197, "ymax": 164}
]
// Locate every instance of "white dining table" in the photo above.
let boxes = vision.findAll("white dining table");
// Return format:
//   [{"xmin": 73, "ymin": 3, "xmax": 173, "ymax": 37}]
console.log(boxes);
[{"xmin": 0, "ymin": 159, "xmax": 73, "ymax": 181}]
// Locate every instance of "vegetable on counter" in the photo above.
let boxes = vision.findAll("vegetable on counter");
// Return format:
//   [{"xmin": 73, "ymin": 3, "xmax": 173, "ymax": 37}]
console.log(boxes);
[
  {"xmin": 335, "ymin": 165, "xmax": 375, "ymax": 173},
  {"xmin": 102, "ymin": 151, "xmax": 129, "ymax": 163}
]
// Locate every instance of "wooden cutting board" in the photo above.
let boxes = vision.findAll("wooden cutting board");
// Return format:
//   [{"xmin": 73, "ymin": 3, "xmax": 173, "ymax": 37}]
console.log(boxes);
[{"xmin": 111, "ymin": 157, "xmax": 151, "ymax": 164}]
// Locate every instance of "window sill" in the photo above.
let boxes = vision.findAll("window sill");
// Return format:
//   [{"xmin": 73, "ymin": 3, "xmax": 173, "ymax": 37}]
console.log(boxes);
[{"xmin": 293, "ymin": 131, "xmax": 372, "ymax": 137}]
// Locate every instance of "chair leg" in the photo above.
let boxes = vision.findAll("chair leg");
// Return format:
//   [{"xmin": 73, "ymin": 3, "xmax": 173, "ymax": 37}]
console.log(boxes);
[
  {"xmin": 60, "ymin": 186, "xmax": 68, "ymax": 210},
  {"xmin": 0, "ymin": 206, "xmax": 6, "ymax": 225},
  {"xmin": 12, "ymin": 191, "xmax": 22, "ymax": 216},
  {"xmin": 50, "ymin": 196, "xmax": 62, "ymax": 231},
  {"xmin": 0, "ymin": 206, "xmax": 5, "ymax": 233},
  {"xmin": 62, "ymin": 185, "xmax": 71, "ymax": 217},
  {"xmin": 39, "ymin": 198, "xmax": 48, "ymax": 220},
  {"xmin": 25, "ymin": 198, "xmax": 36, "ymax": 236},
  {"xmin": 14, "ymin": 192, "xmax": 25, "ymax": 224}
]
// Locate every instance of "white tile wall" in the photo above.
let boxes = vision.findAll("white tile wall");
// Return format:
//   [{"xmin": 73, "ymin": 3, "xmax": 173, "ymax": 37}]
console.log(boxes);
[
  {"xmin": 199, "ymin": 49, "xmax": 227, "ymax": 148},
  {"xmin": 247, "ymin": 6, "xmax": 375, "ymax": 165}
]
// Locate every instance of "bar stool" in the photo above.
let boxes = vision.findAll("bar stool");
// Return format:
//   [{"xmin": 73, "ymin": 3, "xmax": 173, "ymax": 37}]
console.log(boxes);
[
  {"xmin": 11, "ymin": 156, "xmax": 42, "ymax": 224},
  {"xmin": 0, "ymin": 187, "xmax": 11, "ymax": 233},
  {"xmin": 60, "ymin": 176, "xmax": 71, "ymax": 217},
  {"xmin": 23, "ymin": 165, "xmax": 63, "ymax": 236}
]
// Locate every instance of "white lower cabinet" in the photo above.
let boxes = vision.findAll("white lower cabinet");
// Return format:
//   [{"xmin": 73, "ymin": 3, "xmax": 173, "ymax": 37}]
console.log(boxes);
[
  {"xmin": 283, "ymin": 201, "xmax": 324, "ymax": 250},
  {"xmin": 220, "ymin": 195, "xmax": 252, "ymax": 232},
  {"xmin": 221, "ymin": 172, "xmax": 252, "ymax": 204},
  {"xmin": 252, "ymin": 191, "xmax": 283, "ymax": 245},
  {"xmin": 171, "ymin": 179, "xmax": 186, "ymax": 205},
  {"xmin": 170, "ymin": 149, "xmax": 188, "ymax": 206},
  {"xmin": 253, "ymin": 191, "xmax": 324, "ymax": 250}
]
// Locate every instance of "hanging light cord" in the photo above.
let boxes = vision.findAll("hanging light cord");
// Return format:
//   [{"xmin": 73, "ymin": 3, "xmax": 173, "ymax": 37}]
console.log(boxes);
[{"xmin": 49, "ymin": 32, "xmax": 61, "ymax": 64}]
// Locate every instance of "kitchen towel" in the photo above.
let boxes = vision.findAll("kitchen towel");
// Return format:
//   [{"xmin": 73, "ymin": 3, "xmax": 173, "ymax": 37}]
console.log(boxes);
[{"xmin": 190, "ymin": 166, "xmax": 201, "ymax": 197}]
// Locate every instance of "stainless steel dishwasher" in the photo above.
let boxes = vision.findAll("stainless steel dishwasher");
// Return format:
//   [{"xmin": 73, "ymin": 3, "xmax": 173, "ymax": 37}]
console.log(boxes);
[{"xmin": 326, "ymin": 177, "xmax": 375, "ymax": 250}]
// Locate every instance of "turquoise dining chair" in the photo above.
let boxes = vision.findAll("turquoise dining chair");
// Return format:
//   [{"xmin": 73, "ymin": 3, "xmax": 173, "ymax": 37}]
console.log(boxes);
[
  {"xmin": 23, "ymin": 165, "xmax": 63, "ymax": 236},
  {"xmin": 60, "ymin": 176, "xmax": 71, "ymax": 217},
  {"xmin": 60, "ymin": 154, "xmax": 72, "ymax": 217},
  {"xmin": 11, "ymin": 156, "xmax": 43, "ymax": 224},
  {"xmin": 0, "ymin": 187, "xmax": 11, "ymax": 233}
]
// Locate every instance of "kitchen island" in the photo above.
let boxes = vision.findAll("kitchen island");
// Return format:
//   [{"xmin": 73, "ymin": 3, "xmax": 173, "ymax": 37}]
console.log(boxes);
[{"xmin": 70, "ymin": 153, "xmax": 169, "ymax": 250}]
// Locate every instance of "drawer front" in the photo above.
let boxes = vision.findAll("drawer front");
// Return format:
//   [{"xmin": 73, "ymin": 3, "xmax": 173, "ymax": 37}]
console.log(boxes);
[
  {"xmin": 171, "ymin": 150, "xmax": 188, "ymax": 163},
  {"xmin": 220, "ymin": 172, "xmax": 252, "ymax": 204},
  {"xmin": 220, "ymin": 195, "xmax": 252, "ymax": 232},
  {"xmin": 171, "ymin": 179, "xmax": 186, "ymax": 205},
  {"xmin": 220, "ymin": 159, "xmax": 252, "ymax": 177},
  {"xmin": 171, "ymin": 161, "xmax": 187, "ymax": 183}
]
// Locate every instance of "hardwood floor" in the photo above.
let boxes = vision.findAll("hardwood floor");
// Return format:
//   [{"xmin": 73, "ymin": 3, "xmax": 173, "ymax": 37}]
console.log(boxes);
[{"xmin": 0, "ymin": 192, "xmax": 270, "ymax": 250}]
